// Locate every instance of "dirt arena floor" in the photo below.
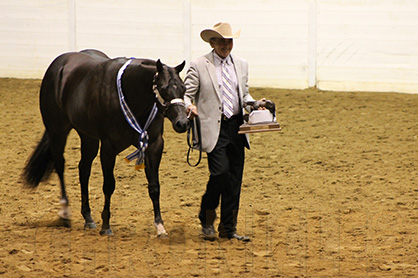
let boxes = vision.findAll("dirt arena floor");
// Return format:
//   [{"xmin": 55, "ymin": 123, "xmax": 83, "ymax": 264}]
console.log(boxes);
[{"xmin": 0, "ymin": 77, "xmax": 417, "ymax": 277}]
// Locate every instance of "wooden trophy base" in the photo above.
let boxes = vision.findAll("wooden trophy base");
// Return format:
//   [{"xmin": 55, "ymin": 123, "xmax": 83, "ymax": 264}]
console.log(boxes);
[{"xmin": 238, "ymin": 122, "xmax": 282, "ymax": 134}]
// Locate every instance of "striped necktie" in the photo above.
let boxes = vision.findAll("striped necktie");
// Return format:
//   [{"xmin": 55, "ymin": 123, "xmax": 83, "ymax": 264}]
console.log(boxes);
[{"xmin": 221, "ymin": 60, "xmax": 234, "ymax": 118}]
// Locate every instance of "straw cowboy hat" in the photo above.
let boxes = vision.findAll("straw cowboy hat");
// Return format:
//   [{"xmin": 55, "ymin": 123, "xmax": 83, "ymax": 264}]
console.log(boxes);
[{"xmin": 200, "ymin": 22, "xmax": 241, "ymax": 43}]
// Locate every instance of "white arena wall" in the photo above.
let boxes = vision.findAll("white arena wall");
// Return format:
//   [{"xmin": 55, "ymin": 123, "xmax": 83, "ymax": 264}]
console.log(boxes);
[{"xmin": 1, "ymin": 0, "xmax": 417, "ymax": 94}]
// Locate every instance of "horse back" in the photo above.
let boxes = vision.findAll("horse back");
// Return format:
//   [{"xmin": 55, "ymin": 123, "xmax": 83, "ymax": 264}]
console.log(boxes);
[
  {"xmin": 80, "ymin": 49, "xmax": 110, "ymax": 61},
  {"xmin": 40, "ymin": 51, "xmax": 119, "ymax": 135}
]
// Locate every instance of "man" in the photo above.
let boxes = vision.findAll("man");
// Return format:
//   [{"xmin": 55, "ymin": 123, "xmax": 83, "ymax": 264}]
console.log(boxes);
[{"xmin": 184, "ymin": 22, "xmax": 261, "ymax": 242}]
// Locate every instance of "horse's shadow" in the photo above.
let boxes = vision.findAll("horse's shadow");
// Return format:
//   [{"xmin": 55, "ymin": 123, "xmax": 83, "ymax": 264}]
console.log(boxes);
[
  {"xmin": 19, "ymin": 217, "xmax": 71, "ymax": 229},
  {"xmin": 166, "ymin": 225, "xmax": 187, "ymax": 244},
  {"xmin": 19, "ymin": 218, "xmax": 187, "ymax": 244}
]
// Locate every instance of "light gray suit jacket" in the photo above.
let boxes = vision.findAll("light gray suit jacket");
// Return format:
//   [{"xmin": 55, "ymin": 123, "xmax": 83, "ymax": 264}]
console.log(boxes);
[{"xmin": 184, "ymin": 51, "xmax": 255, "ymax": 153}]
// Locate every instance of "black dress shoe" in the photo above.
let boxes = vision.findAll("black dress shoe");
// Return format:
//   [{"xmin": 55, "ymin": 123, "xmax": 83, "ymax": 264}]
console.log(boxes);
[
  {"xmin": 201, "ymin": 225, "xmax": 216, "ymax": 240},
  {"xmin": 220, "ymin": 232, "xmax": 250, "ymax": 242}
]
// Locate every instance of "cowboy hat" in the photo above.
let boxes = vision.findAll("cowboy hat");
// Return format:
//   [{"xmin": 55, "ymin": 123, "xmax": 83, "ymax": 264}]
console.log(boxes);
[{"xmin": 200, "ymin": 22, "xmax": 241, "ymax": 43}]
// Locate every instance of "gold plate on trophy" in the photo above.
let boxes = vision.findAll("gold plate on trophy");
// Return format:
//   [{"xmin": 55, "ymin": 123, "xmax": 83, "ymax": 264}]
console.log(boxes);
[{"xmin": 238, "ymin": 122, "xmax": 281, "ymax": 134}]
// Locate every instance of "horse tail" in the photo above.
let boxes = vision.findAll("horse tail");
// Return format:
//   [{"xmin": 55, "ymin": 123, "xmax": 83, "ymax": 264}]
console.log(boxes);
[{"xmin": 23, "ymin": 131, "xmax": 55, "ymax": 188}]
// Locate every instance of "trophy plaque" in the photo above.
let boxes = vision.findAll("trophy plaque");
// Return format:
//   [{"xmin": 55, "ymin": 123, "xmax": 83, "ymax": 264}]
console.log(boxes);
[{"xmin": 238, "ymin": 110, "xmax": 281, "ymax": 134}]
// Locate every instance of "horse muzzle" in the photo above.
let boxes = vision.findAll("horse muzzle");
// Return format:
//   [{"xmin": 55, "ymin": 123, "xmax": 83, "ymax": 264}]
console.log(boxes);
[
  {"xmin": 173, "ymin": 117, "xmax": 190, "ymax": 133},
  {"xmin": 164, "ymin": 100, "xmax": 190, "ymax": 133}
]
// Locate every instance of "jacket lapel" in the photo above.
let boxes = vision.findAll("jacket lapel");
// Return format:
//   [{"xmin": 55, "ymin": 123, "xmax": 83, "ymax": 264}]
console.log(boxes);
[{"xmin": 205, "ymin": 53, "xmax": 222, "ymax": 102}]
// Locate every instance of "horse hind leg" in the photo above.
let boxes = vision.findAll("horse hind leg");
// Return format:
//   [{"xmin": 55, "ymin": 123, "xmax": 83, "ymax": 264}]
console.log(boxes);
[
  {"xmin": 23, "ymin": 130, "xmax": 70, "ymax": 227},
  {"xmin": 47, "ymin": 129, "xmax": 72, "ymax": 226},
  {"xmin": 37, "ymin": 64, "xmax": 70, "ymax": 225},
  {"xmin": 78, "ymin": 132, "xmax": 99, "ymax": 229}
]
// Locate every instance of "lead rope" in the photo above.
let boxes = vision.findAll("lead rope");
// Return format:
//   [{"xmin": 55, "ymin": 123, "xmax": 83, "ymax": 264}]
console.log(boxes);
[
  {"xmin": 186, "ymin": 115, "xmax": 202, "ymax": 167},
  {"xmin": 117, "ymin": 59, "xmax": 158, "ymax": 169}
]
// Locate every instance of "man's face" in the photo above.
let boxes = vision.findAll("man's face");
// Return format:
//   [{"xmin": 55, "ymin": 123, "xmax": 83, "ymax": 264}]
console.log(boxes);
[{"xmin": 210, "ymin": 38, "xmax": 233, "ymax": 58}]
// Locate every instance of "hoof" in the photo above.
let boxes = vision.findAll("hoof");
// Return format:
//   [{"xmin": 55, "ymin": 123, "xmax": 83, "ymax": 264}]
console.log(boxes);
[
  {"xmin": 100, "ymin": 228, "xmax": 113, "ymax": 236},
  {"xmin": 84, "ymin": 222, "xmax": 97, "ymax": 229},
  {"xmin": 58, "ymin": 218, "xmax": 71, "ymax": 228},
  {"xmin": 157, "ymin": 232, "xmax": 169, "ymax": 239},
  {"xmin": 58, "ymin": 210, "xmax": 71, "ymax": 220},
  {"xmin": 155, "ymin": 222, "xmax": 168, "ymax": 238}
]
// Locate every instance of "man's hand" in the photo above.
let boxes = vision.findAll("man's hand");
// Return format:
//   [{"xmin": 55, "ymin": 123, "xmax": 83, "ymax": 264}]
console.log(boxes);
[
  {"xmin": 245, "ymin": 98, "xmax": 276, "ymax": 114},
  {"xmin": 257, "ymin": 98, "xmax": 267, "ymax": 110},
  {"xmin": 187, "ymin": 105, "xmax": 198, "ymax": 119}
]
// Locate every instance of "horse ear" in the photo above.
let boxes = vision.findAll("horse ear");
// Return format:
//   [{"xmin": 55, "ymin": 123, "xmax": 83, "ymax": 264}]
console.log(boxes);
[
  {"xmin": 156, "ymin": 59, "xmax": 163, "ymax": 73},
  {"xmin": 175, "ymin": 60, "xmax": 186, "ymax": 74}
]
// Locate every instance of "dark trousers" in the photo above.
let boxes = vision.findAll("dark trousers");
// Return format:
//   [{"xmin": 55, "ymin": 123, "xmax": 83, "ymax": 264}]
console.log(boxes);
[{"xmin": 199, "ymin": 115, "xmax": 245, "ymax": 236}]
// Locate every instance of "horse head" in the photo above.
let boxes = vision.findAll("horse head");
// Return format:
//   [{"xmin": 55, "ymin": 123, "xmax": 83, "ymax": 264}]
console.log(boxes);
[{"xmin": 154, "ymin": 59, "xmax": 189, "ymax": 133}]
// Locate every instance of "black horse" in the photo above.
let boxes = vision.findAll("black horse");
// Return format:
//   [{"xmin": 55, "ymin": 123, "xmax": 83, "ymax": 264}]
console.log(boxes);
[{"xmin": 23, "ymin": 49, "xmax": 189, "ymax": 236}]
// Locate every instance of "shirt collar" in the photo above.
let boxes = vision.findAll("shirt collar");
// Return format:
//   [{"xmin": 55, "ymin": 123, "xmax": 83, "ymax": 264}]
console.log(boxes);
[{"xmin": 213, "ymin": 50, "xmax": 232, "ymax": 66}]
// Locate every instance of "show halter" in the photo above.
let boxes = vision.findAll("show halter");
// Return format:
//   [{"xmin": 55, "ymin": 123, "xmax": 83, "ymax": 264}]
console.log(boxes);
[
  {"xmin": 152, "ymin": 72, "xmax": 185, "ymax": 109},
  {"xmin": 117, "ymin": 59, "xmax": 158, "ymax": 169}
]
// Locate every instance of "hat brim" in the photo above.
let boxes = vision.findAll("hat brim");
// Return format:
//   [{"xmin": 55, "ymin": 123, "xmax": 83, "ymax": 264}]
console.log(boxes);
[{"xmin": 200, "ymin": 29, "xmax": 241, "ymax": 43}]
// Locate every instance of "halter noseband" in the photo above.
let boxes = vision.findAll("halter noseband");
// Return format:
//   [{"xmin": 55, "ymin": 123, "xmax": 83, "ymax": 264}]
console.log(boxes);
[{"xmin": 152, "ymin": 72, "xmax": 185, "ymax": 112}]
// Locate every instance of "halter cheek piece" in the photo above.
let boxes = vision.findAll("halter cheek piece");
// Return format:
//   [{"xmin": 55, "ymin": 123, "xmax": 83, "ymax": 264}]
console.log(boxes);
[{"xmin": 152, "ymin": 72, "xmax": 185, "ymax": 112}]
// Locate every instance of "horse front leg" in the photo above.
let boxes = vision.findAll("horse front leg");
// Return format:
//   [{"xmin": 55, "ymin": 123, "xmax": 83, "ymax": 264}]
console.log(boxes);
[
  {"xmin": 145, "ymin": 137, "xmax": 167, "ymax": 238},
  {"xmin": 78, "ymin": 133, "xmax": 99, "ymax": 229},
  {"xmin": 99, "ymin": 143, "xmax": 117, "ymax": 235}
]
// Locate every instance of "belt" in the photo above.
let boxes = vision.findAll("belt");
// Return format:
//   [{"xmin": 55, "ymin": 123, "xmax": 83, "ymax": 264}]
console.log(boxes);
[{"xmin": 222, "ymin": 114, "xmax": 240, "ymax": 121}]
